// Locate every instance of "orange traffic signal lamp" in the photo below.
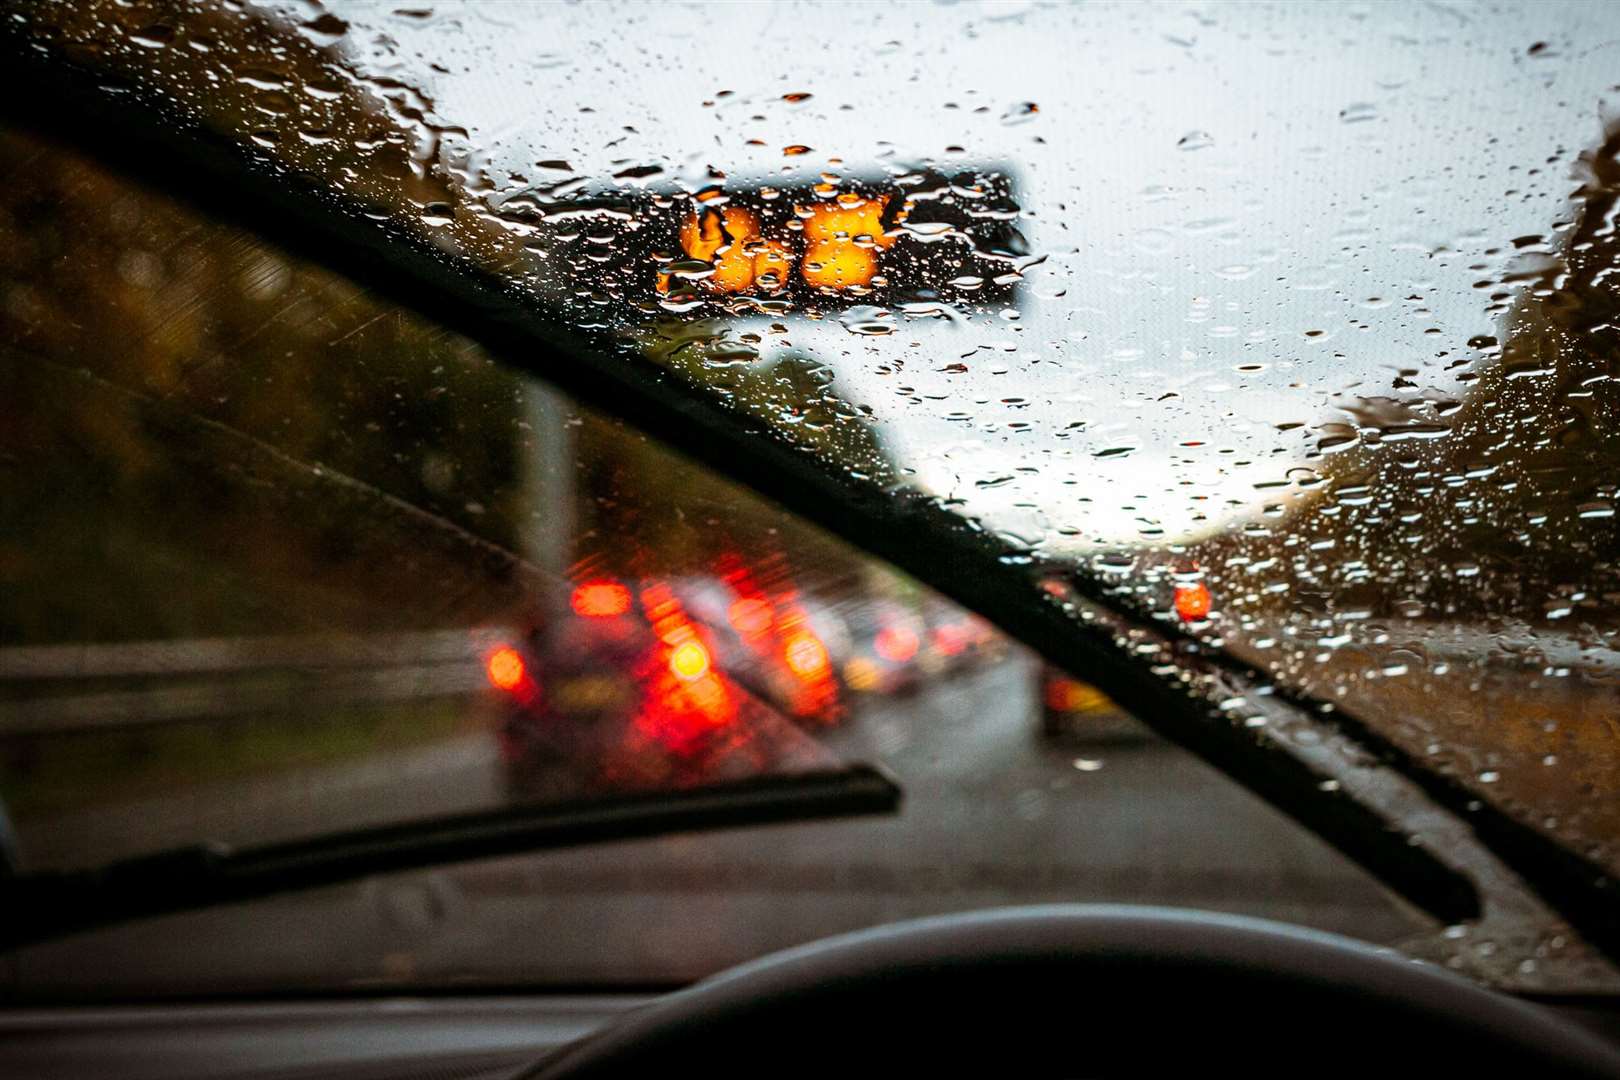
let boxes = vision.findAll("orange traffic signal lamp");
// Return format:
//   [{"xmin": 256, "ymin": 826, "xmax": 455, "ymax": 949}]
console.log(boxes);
[{"xmin": 534, "ymin": 164, "xmax": 1026, "ymax": 313}]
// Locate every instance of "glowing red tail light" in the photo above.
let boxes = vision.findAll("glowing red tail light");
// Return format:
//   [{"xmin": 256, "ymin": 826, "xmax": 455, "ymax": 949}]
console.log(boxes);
[
  {"xmin": 783, "ymin": 630, "xmax": 830, "ymax": 680},
  {"xmin": 1173, "ymin": 582, "xmax": 1213, "ymax": 622},
  {"xmin": 932, "ymin": 622, "xmax": 969, "ymax": 657},
  {"xmin": 571, "ymin": 579, "xmax": 632, "ymax": 618},
  {"xmin": 874, "ymin": 623, "xmax": 920, "ymax": 664},
  {"xmin": 1044, "ymin": 674, "xmax": 1109, "ymax": 713},
  {"xmin": 668, "ymin": 639, "xmax": 712, "ymax": 681},
  {"xmin": 787, "ymin": 628, "xmax": 835, "ymax": 680},
  {"xmin": 485, "ymin": 646, "xmax": 526, "ymax": 691}
]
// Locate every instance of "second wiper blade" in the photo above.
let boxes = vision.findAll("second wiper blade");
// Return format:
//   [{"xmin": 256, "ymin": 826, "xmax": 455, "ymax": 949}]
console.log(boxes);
[{"xmin": 1, "ymin": 764, "xmax": 900, "ymax": 949}]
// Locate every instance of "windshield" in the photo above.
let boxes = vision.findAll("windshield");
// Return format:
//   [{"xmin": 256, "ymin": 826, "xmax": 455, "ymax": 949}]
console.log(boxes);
[
  {"xmin": 254, "ymin": 0, "xmax": 1619, "ymax": 876},
  {"xmin": 4, "ymin": 0, "xmax": 1620, "ymax": 996},
  {"xmin": 0, "ymin": 121, "xmax": 1432, "ymax": 998}
]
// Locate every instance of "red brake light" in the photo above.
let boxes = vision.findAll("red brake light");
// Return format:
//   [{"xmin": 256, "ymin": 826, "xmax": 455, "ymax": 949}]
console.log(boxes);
[
  {"xmin": 572, "ymin": 579, "xmax": 632, "ymax": 618},
  {"xmin": 874, "ymin": 623, "xmax": 919, "ymax": 664},
  {"xmin": 1174, "ymin": 582, "xmax": 1213, "ymax": 622},
  {"xmin": 486, "ymin": 646, "xmax": 527, "ymax": 692},
  {"xmin": 932, "ymin": 622, "xmax": 968, "ymax": 657},
  {"xmin": 1044, "ymin": 675, "xmax": 1109, "ymax": 713},
  {"xmin": 668, "ymin": 639, "xmax": 711, "ymax": 681},
  {"xmin": 783, "ymin": 631, "xmax": 830, "ymax": 680}
]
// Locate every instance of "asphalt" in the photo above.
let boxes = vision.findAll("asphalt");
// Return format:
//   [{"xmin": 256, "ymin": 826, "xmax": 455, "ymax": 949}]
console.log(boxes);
[{"xmin": 7, "ymin": 652, "xmax": 1428, "ymax": 997}]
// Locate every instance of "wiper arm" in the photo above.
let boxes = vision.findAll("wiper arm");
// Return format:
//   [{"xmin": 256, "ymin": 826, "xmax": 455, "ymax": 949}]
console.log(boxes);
[{"xmin": 0, "ymin": 765, "xmax": 899, "ymax": 949}]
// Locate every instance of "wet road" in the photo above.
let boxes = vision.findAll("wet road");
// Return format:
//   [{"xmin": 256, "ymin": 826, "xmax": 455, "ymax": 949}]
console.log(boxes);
[{"xmin": 9, "ymin": 653, "xmax": 1428, "ymax": 996}]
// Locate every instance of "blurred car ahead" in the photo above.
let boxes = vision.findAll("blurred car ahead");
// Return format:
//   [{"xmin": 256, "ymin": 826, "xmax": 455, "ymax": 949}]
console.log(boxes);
[
  {"xmin": 836, "ymin": 597, "xmax": 929, "ymax": 697},
  {"xmin": 664, "ymin": 576, "xmax": 849, "ymax": 727},
  {"xmin": 1037, "ymin": 667, "xmax": 1153, "ymax": 743},
  {"xmin": 489, "ymin": 579, "xmax": 855, "ymax": 799},
  {"xmin": 1036, "ymin": 568, "xmax": 1211, "ymax": 743},
  {"xmin": 490, "ymin": 576, "xmax": 846, "ymax": 798},
  {"xmin": 919, "ymin": 597, "xmax": 1007, "ymax": 676}
]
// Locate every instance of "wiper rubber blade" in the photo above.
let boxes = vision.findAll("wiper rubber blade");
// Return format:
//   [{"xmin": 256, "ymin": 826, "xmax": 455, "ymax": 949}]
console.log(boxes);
[{"xmin": 0, "ymin": 765, "xmax": 900, "ymax": 949}]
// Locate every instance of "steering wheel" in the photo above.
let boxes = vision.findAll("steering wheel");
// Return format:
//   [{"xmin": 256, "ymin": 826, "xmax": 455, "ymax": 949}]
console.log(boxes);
[{"xmin": 526, "ymin": 906, "xmax": 1620, "ymax": 1077}]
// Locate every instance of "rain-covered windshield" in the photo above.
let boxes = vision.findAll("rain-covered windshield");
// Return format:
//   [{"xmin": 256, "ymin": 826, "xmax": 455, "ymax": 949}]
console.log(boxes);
[
  {"xmin": 0, "ymin": 120, "xmax": 1435, "ymax": 999},
  {"xmin": 5, "ymin": 0, "xmax": 1620, "ymax": 994}
]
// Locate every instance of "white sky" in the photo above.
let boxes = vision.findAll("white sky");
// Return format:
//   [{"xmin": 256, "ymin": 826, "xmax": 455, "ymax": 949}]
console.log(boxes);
[{"xmin": 282, "ymin": 0, "xmax": 1620, "ymax": 549}]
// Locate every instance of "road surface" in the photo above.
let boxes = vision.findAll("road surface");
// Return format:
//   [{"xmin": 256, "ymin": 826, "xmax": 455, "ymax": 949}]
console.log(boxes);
[{"xmin": 6, "ymin": 652, "xmax": 1428, "ymax": 996}]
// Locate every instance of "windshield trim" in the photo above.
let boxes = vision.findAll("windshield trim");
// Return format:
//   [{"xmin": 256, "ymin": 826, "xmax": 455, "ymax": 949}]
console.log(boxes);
[{"xmin": 3, "ymin": 28, "xmax": 1616, "ymax": 973}]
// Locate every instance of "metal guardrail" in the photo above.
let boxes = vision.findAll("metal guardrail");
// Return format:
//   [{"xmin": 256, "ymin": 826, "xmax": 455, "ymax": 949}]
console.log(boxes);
[
  {"xmin": 0, "ymin": 631, "xmax": 507, "ymax": 737},
  {"xmin": 0, "ymin": 630, "xmax": 499, "ymax": 680}
]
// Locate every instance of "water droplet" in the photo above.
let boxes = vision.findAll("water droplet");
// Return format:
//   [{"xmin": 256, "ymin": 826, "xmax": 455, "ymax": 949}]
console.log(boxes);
[
  {"xmin": 129, "ymin": 24, "xmax": 175, "ymax": 48},
  {"xmin": 839, "ymin": 305, "xmax": 895, "ymax": 336},
  {"xmin": 1001, "ymin": 101, "xmax": 1039, "ymax": 125}
]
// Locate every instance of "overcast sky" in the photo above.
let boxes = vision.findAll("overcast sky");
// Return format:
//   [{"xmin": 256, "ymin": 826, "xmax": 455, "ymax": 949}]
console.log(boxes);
[{"xmin": 285, "ymin": 0, "xmax": 1620, "ymax": 550}]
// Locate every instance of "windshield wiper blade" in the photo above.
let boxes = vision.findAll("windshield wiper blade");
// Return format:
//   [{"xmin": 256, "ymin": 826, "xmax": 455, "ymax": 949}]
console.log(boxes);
[{"xmin": 0, "ymin": 765, "xmax": 899, "ymax": 950}]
